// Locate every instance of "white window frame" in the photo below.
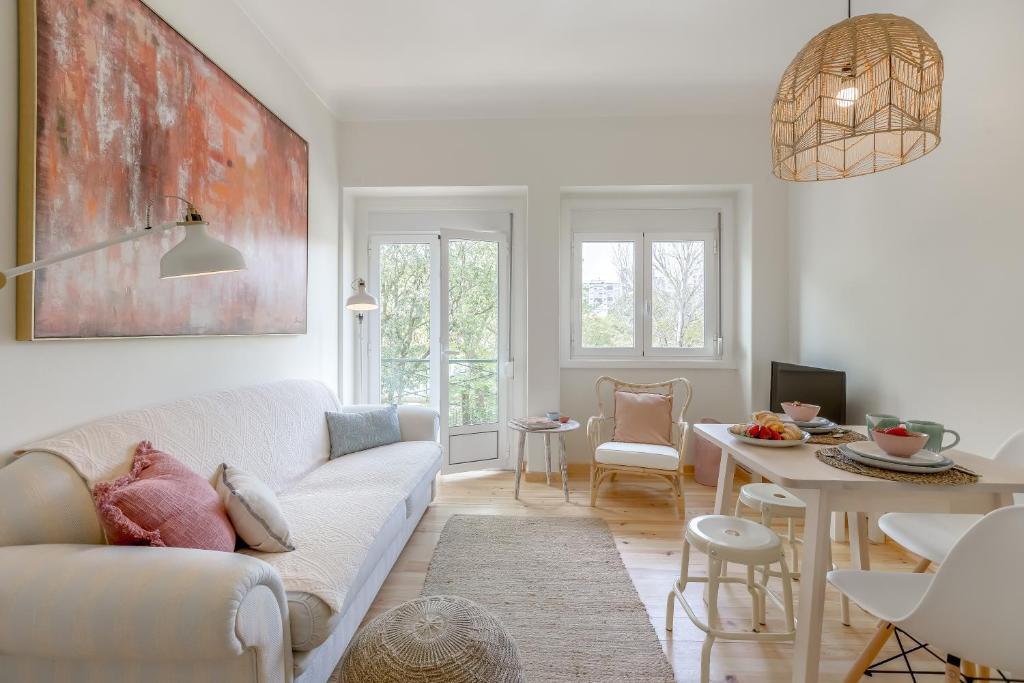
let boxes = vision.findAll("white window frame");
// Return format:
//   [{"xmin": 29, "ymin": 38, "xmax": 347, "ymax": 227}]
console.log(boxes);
[
  {"xmin": 561, "ymin": 195, "xmax": 735, "ymax": 369},
  {"xmin": 571, "ymin": 233, "xmax": 641, "ymax": 358},
  {"xmin": 643, "ymin": 232, "xmax": 719, "ymax": 358}
]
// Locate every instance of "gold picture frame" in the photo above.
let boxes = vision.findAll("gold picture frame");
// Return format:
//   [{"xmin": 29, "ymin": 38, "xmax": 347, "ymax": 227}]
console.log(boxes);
[{"xmin": 16, "ymin": 0, "xmax": 310, "ymax": 340}]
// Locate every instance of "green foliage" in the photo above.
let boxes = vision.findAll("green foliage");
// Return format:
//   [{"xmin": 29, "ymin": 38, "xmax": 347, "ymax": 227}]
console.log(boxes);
[
  {"xmin": 580, "ymin": 240, "xmax": 705, "ymax": 350},
  {"xmin": 378, "ymin": 239, "xmax": 500, "ymax": 427}
]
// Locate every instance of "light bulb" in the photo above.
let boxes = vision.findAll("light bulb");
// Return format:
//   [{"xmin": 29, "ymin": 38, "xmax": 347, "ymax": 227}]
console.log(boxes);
[{"xmin": 836, "ymin": 86, "xmax": 859, "ymax": 108}]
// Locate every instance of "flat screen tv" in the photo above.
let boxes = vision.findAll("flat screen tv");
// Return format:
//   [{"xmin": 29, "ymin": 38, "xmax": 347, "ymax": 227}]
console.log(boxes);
[{"xmin": 770, "ymin": 362, "xmax": 847, "ymax": 424}]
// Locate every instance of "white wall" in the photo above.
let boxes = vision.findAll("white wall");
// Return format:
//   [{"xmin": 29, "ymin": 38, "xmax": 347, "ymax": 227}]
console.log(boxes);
[
  {"xmin": 0, "ymin": 0, "xmax": 340, "ymax": 457},
  {"xmin": 337, "ymin": 115, "xmax": 791, "ymax": 463},
  {"xmin": 789, "ymin": 0, "xmax": 1024, "ymax": 456}
]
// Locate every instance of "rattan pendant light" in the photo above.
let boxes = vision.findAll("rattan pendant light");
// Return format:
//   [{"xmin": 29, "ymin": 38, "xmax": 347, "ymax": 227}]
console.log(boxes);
[{"xmin": 771, "ymin": 4, "xmax": 943, "ymax": 181}]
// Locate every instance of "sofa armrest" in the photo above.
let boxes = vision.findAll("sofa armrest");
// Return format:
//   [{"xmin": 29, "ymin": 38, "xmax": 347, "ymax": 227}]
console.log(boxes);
[
  {"xmin": 397, "ymin": 405, "xmax": 440, "ymax": 442},
  {"xmin": 0, "ymin": 544, "xmax": 290, "ymax": 668},
  {"xmin": 342, "ymin": 404, "xmax": 440, "ymax": 442}
]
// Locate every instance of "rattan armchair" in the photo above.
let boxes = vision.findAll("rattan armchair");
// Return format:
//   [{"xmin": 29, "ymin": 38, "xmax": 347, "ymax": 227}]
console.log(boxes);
[{"xmin": 587, "ymin": 376, "xmax": 693, "ymax": 518}]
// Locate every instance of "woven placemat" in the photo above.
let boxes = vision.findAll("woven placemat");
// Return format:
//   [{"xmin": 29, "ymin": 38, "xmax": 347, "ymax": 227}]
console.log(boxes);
[
  {"xmin": 816, "ymin": 447, "xmax": 979, "ymax": 485},
  {"xmin": 808, "ymin": 431, "xmax": 865, "ymax": 446}
]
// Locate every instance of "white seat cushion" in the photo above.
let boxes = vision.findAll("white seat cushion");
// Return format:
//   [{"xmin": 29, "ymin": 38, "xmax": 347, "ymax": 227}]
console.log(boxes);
[
  {"xmin": 595, "ymin": 442, "xmax": 679, "ymax": 471},
  {"xmin": 877, "ymin": 512, "xmax": 981, "ymax": 564},
  {"xmin": 827, "ymin": 570, "xmax": 932, "ymax": 623},
  {"xmin": 240, "ymin": 440, "xmax": 442, "ymax": 613}
]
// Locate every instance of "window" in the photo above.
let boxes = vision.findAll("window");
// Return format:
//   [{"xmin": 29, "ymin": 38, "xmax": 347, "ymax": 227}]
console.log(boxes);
[{"xmin": 569, "ymin": 207, "xmax": 722, "ymax": 361}]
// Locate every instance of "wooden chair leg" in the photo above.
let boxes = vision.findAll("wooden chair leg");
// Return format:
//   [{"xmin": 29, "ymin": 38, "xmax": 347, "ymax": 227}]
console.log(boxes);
[
  {"xmin": 589, "ymin": 465, "xmax": 599, "ymax": 507},
  {"xmin": 945, "ymin": 655, "xmax": 961, "ymax": 683},
  {"xmin": 842, "ymin": 622, "xmax": 895, "ymax": 683},
  {"xmin": 670, "ymin": 475, "xmax": 685, "ymax": 520}
]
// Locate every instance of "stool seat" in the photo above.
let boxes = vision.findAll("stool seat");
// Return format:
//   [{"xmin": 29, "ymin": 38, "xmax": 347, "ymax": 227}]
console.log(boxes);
[
  {"xmin": 687, "ymin": 515, "xmax": 783, "ymax": 565},
  {"xmin": 738, "ymin": 483, "xmax": 806, "ymax": 517}
]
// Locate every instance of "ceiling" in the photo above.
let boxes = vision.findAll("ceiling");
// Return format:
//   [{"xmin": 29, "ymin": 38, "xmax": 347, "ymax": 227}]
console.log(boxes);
[{"xmin": 234, "ymin": 0, "xmax": 933, "ymax": 121}]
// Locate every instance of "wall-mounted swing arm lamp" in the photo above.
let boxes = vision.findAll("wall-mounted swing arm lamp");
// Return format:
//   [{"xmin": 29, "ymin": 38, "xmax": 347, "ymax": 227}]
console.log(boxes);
[{"xmin": 0, "ymin": 195, "xmax": 246, "ymax": 289}]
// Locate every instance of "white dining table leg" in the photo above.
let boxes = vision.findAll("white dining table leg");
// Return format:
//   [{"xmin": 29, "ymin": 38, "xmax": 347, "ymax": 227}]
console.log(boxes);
[
  {"xmin": 791, "ymin": 487, "xmax": 831, "ymax": 683},
  {"xmin": 849, "ymin": 512, "xmax": 871, "ymax": 570},
  {"xmin": 830, "ymin": 512, "xmax": 847, "ymax": 543},
  {"xmin": 713, "ymin": 449, "xmax": 737, "ymax": 515},
  {"xmin": 514, "ymin": 431, "xmax": 526, "ymax": 500},
  {"xmin": 544, "ymin": 434, "xmax": 553, "ymax": 485},
  {"xmin": 558, "ymin": 434, "xmax": 570, "ymax": 502}
]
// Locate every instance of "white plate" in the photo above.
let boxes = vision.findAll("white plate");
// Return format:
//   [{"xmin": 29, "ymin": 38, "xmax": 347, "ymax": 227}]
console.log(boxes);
[
  {"xmin": 845, "ymin": 440, "xmax": 951, "ymax": 467},
  {"xmin": 840, "ymin": 446, "xmax": 954, "ymax": 474},
  {"xmin": 731, "ymin": 431, "xmax": 811, "ymax": 448},
  {"xmin": 781, "ymin": 415, "xmax": 831, "ymax": 428},
  {"xmin": 803, "ymin": 422, "xmax": 840, "ymax": 434}
]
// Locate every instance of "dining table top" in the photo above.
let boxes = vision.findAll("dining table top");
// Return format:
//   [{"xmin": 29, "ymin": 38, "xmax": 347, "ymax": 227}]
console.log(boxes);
[{"xmin": 695, "ymin": 423, "xmax": 1024, "ymax": 492}]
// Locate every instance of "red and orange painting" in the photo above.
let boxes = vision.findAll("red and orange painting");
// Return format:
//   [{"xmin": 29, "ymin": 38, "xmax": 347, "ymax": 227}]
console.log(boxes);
[{"xmin": 22, "ymin": 0, "xmax": 308, "ymax": 338}]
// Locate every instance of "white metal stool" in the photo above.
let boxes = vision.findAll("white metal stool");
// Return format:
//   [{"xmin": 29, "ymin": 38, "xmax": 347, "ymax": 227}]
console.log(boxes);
[
  {"xmin": 730, "ymin": 482, "xmax": 851, "ymax": 626},
  {"xmin": 666, "ymin": 514, "xmax": 796, "ymax": 683}
]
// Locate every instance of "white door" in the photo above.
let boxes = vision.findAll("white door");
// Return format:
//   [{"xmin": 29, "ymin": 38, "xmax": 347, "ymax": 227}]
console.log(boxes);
[{"xmin": 368, "ymin": 214, "xmax": 510, "ymax": 473}]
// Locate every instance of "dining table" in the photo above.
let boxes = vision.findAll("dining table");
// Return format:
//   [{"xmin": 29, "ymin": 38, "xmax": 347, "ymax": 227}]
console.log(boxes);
[{"xmin": 694, "ymin": 423, "xmax": 1024, "ymax": 683}]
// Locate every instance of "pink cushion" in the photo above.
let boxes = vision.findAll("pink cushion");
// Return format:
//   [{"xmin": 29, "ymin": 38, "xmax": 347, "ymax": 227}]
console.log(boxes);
[
  {"xmin": 92, "ymin": 441, "xmax": 235, "ymax": 552},
  {"xmin": 612, "ymin": 391, "xmax": 673, "ymax": 446}
]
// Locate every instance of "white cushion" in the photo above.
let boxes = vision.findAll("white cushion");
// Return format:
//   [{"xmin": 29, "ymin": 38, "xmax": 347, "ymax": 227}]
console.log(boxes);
[
  {"xmin": 240, "ymin": 439, "xmax": 442, "ymax": 612},
  {"xmin": 217, "ymin": 464, "xmax": 294, "ymax": 553},
  {"xmin": 595, "ymin": 441, "xmax": 679, "ymax": 470}
]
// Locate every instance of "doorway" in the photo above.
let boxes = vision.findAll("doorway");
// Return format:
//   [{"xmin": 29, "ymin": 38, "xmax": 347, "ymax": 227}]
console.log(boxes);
[{"xmin": 367, "ymin": 212, "xmax": 511, "ymax": 473}]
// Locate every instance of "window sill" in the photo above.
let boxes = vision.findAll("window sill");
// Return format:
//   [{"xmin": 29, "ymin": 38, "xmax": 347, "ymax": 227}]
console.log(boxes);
[{"xmin": 561, "ymin": 357, "xmax": 737, "ymax": 371}]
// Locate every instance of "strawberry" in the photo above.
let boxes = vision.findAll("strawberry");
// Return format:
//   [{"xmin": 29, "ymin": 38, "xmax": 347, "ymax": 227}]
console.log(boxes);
[
  {"xmin": 881, "ymin": 426, "xmax": 910, "ymax": 437},
  {"xmin": 747, "ymin": 425, "xmax": 760, "ymax": 438}
]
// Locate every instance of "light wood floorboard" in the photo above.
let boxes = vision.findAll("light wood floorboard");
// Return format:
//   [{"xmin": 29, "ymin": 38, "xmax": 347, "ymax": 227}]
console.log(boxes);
[{"xmin": 366, "ymin": 470, "xmax": 937, "ymax": 682}]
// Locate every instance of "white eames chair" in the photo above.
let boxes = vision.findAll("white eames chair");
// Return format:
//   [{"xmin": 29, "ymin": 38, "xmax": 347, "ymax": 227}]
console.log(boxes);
[
  {"xmin": 829, "ymin": 505, "xmax": 1024, "ymax": 682},
  {"xmin": 878, "ymin": 429, "xmax": 1024, "ymax": 569}
]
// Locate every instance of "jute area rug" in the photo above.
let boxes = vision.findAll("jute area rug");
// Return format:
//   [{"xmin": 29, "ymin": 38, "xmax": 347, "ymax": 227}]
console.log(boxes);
[{"xmin": 419, "ymin": 515, "xmax": 675, "ymax": 682}]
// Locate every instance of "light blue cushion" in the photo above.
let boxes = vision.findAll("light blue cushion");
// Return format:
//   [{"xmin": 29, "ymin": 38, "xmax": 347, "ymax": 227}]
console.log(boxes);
[{"xmin": 326, "ymin": 406, "xmax": 402, "ymax": 458}]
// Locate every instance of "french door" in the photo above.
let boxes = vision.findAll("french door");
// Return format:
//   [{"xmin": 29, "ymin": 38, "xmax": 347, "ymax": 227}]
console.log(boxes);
[{"xmin": 368, "ymin": 215, "xmax": 510, "ymax": 473}]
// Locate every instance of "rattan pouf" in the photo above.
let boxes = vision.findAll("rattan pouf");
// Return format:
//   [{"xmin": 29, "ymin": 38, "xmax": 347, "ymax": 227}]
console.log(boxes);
[{"xmin": 338, "ymin": 595, "xmax": 525, "ymax": 683}]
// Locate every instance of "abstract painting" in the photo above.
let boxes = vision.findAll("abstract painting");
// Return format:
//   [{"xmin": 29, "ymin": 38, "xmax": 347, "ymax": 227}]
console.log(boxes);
[{"xmin": 17, "ymin": 0, "xmax": 309, "ymax": 339}]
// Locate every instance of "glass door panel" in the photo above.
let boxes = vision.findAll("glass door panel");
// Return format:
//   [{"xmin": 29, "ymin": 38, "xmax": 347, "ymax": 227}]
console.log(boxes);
[
  {"xmin": 446, "ymin": 239, "xmax": 500, "ymax": 428},
  {"xmin": 370, "ymin": 237, "xmax": 440, "ymax": 413},
  {"xmin": 369, "ymin": 223, "xmax": 508, "ymax": 473}
]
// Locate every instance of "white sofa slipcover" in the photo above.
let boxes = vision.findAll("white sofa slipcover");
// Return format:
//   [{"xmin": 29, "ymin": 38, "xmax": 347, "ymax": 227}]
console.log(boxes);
[{"xmin": 0, "ymin": 380, "xmax": 442, "ymax": 683}]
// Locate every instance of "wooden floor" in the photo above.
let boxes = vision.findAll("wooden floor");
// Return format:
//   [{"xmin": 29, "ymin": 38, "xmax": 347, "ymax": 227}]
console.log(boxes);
[{"xmin": 366, "ymin": 469, "xmax": 932, "ymax": 682}]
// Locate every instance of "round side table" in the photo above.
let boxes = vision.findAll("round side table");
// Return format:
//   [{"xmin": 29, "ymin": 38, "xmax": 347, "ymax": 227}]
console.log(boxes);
[{"xmin": 507, "ymin": 419, "xmax": 579, "ymax": 502}]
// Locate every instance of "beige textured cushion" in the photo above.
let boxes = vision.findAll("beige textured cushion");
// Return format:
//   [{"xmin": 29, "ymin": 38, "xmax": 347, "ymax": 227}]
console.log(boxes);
[
  {"xmin": 612, "ymin": 391, "xmax": 672, "ymax": 446},
  {"xmin": 217, "ymin": 464, "xmax": 294, "ymax": 553}
]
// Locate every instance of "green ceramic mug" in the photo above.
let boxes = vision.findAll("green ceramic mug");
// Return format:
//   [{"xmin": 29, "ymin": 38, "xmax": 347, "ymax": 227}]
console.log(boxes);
[
  {"xmin": 865, "ymin": 413, "xmax": 900, "ymax": 441},
  {"xmin": 905, "ymin": 420, "xmax": 960, "ymax": 452}
]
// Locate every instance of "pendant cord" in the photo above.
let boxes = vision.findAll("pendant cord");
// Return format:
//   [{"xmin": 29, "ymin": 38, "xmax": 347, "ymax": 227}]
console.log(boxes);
[{"xmin": 848, "ymin": 0, "xmax": 852, "ymax": 18}]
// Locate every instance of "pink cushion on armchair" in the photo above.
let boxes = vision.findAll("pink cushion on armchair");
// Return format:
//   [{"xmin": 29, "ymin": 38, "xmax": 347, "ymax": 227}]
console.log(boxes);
[
  {"xmin": 612, "ymin": 391, "xmax": 673, "ymax": 446},
  {"xmin": 92, "ymin": 441, "xmax": 235, "ymax": 552}
]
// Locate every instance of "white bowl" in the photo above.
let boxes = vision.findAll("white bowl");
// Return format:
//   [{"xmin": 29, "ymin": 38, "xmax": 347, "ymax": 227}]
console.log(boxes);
[{"xmin": 781, "ymin": 402, "xmax": 821, "ymax": 422}]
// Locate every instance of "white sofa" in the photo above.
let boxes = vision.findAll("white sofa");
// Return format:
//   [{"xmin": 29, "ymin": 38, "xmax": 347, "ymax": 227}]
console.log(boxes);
[{"xmin": 0, "ymin": 380, "xmax": 443, "ymax": 683}]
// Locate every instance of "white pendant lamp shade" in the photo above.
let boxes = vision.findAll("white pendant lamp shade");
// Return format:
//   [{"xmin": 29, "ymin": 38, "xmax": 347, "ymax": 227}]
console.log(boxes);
[
  {"xmin": 771, "ymin": 13, "xmax": 943, "ymax": 181},
  {"xmin": 159, "ymin": 222, "xmax": 247, "ymax": 279},
  {"xmin": 345, "ymin": 279, "xmax": 378, "ymax": 311}
]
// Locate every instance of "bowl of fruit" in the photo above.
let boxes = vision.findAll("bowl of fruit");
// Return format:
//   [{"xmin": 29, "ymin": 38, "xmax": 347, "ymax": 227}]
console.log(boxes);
[
  {"xmin": 873, "ymin": 425, "xmax": 930, "ymax": 457},
  {"xmin": 780, "ymin": 401, "xmax": 821, "ymax": 422},
  {"xmin": 728, "ymin": 411, "xmax": 810, "ymax": 448}
]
